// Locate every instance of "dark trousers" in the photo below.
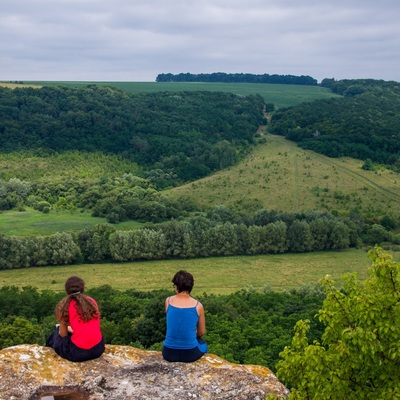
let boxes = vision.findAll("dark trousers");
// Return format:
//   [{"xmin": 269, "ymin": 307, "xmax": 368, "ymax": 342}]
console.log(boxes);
[
  {"xmin": 46, "ymin": 328, "xmax": 105, "ymax": 362},
  {"xmin": 162, "ymin": 337, "xmax": 207, "ymax": 362}
]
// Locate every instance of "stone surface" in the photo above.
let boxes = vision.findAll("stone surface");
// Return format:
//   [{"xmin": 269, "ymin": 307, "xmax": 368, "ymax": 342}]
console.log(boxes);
[{"xmin": 0, "ymin": 344, "xmax": 289, "ymax": 400}]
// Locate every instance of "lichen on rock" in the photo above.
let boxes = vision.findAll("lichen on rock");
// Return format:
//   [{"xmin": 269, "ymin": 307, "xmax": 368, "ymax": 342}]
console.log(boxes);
[{"xmin": 0, "ymin": 344, "xmax": 289, "ymax": 399}]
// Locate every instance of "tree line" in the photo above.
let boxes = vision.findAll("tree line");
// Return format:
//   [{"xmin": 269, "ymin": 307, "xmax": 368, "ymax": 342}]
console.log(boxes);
[
  {"xmin": 156, "ymin": 72, "xmax": 318, "ymax": 85},
  {"xmin": 2, "ymin": 207, "xmax": 399, "ymax": 270},
  {"xmin": 0, "ymin": 86, "xmax": 265, "ymax": 185},
  {"xmin": 269, "ymin": 79, "xmax": 400, "ymax": 169}
]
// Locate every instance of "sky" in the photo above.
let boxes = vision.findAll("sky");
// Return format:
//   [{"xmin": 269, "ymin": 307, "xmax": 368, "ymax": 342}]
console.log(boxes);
[{"xmin": 1, "ymin": 0, "xmax": 399, "ymax": 83}]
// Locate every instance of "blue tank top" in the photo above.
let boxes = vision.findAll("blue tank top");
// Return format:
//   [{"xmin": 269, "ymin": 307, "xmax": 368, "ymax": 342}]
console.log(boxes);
[{"xmin": 164, "ymin": 300, "xmax": 199, "ymax": 350}]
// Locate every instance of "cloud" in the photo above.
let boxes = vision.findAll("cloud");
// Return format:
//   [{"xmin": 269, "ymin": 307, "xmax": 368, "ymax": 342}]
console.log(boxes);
[{"xmin": 1, "ymin": 0, "xmax": 399, "ymax": 82}]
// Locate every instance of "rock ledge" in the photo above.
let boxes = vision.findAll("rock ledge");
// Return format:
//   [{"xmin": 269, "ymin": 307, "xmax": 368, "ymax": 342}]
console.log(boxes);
[{"xmin": 0, "ymin": 344, "xmax": 289, "ymax": 399}]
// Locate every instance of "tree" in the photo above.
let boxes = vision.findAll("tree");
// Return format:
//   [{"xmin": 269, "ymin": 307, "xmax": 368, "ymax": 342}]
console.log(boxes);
[
  {"xmin": 362, "ymin": 158, "xmax": 375, "ymax": 171},
  {"xmin": 203, "ymin": 223, "xmax": 238, "ymax": 256},
  {"xmin": 276, "ymin": 247, "xmax": 400, "ymax": 399},
  {"xmin": 286, "ymin": 220, "xmax": 313, "ymax": 252},
  {"xmin": 162, "ymin": 221, "xmax": 196, "ymax": 258},
  {"xmin": 0, "ymin": 316, "xmax": 41, "ymax": 348},
  {"xmin": 329, "ymin": 221, "xmax": 350, "ymax": 249},
  {"xmin": 43, "ymin": 232, "xmax": 80, "ymax": 265},
  {"xmin": 309, "ymin": 217, "xmax": 333, "ymax": 251},
  {"xmin": 264, "ymin": 221, "xmax": 288, "ymax": 253},
  {"xmin": 78, "ymin": 224, "xmax": 116, "ymax": 263},
  {"xmin": 363, "ymin": 224, "xmax": 391, "ymax": 245}
]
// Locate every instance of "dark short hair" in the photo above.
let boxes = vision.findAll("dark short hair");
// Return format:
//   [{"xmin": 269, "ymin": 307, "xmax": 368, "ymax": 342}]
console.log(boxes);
[
  {"xmin": 65, "ymin": 276, "xmax": 85, "ymax": 295},
  {"xmin": 172, "ymin": 270, "xmax": 194, "ymax": 293}
]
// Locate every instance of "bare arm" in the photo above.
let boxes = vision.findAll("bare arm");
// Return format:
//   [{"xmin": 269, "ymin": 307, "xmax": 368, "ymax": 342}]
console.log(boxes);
[
  {"xmin": 196, "ymin": 302, "xmax": 206, "ymax": 337},
  {"xmin": 58, "ymin": 323, "xmax": 69, "ymax": 337}
]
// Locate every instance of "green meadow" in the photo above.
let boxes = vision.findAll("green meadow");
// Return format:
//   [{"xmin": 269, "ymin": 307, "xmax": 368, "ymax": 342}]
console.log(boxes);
[
  {"xmin": 0, "ymin": 248, "xmax": 380, "ymax": 295},
  {"xmin": 0, "ymin": 208, "xmax": 142, "ymax": 236},
  {"xmin": 166, "ymin": 134, "xmax": 400, "ymax": 217},
  {"xmin": 22, "ymin": 81, "xmax": 339, "ymax": 109}
]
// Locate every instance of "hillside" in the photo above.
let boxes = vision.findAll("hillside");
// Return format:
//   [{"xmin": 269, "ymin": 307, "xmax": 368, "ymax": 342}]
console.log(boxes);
[
  {"xmin": 165, "ymin": 133, "xmax": 400, "ymax": 217},
  {"xmin": 270, "ymin": 80, "xmax": 400, "ymax": 167},
  {"xmin": 1, "ymin": 79, "xmax": 398, "ymax": 223},
  {"xmin": 17, "ymin": 81, "xmax": 340, "ymax": 109}
]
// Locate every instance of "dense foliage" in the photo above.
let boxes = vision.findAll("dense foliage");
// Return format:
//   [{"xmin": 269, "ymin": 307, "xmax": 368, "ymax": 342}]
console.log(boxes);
[
  {"xmin": 277, "ymin": 247, "xmax": 400, "ymax": 399},
  {"xmin": 0, "ymin": 86, "xmax": 265, "ymax": 184},
  {"xmin": 156, "ymin": 72, "xmax": 318, "ymax": 85},
  {"xmin": 0, "ymin": 209, "xmax": 352, "ymax": 268},
  {"xmin": 2, "ymin": 207, "xmax": 398, "ymax": 269},
  {"xmin": 0, "ymin": 173, "xmax": 189, "ymax": 221},
  {"xmin": 0, "ymin": 284, "xmax": 324, "ymax": 372},
  {"xmin": 269, "ymin": 79, "xmax": 400, "ymax": 168}
]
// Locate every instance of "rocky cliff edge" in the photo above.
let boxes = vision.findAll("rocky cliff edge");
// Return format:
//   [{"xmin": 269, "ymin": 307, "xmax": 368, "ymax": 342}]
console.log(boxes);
[{"xmin": 0, "ymin": 344, "xmax": 289, "ymax": 400}]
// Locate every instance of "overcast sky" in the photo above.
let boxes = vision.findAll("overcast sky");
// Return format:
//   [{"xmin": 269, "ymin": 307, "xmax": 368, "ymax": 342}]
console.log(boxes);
[{"xmin": 1, "ymin": 0, "xmax": 399, "ymax": 83}]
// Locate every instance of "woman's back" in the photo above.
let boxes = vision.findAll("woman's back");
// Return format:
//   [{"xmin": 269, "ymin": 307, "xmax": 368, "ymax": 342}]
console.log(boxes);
[
  {"xmin": 164, "ymin": 297, "xmax": 199, "ymax": 349},
  {"xmin": 68, "ymin": 298, "xmax": 102, "ymax": 350},
  {"xmin": 162, "ymin": 270, "xmax": 207, "ymax": 362}
]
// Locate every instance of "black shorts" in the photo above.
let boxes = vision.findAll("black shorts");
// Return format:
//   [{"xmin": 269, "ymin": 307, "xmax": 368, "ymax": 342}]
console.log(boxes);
[
  {"xmin": 46, "ymin": 328, "xmax": 105, "ymax": 362},
  {"xmin": 162, "ymin": 337, "xmax": 207, "ymax": 363}
]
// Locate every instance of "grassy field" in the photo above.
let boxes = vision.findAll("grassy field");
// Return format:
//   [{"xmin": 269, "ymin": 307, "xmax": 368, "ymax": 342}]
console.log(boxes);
[
  {"xmin": 21, "ymin": 81, "xmax": 339, "ymax": 109},
  {"xmin": 166, "ymin": 134, "xmax": 400, "ymax": 217},
  {"xmin": 0, "ymin": 151, "xmax": 139, "ymax": 182},
  {"xmin": 0, "ymin": 249, "xmax": 381, "ymax": 295},
  {"xmin": 0, "ymin": 82, "xmax": 41, "ymax": 89},
  {"xmin": 0, "ymin": 208, "xmax": 104, "ymax": 236},
  {"xmin": 0, "ymin": 208, "xmax": 143, "ymax": 236}
]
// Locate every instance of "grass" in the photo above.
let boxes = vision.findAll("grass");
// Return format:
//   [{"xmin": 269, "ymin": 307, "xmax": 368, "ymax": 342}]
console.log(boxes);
[
  {"xmin": 0, "ymin": 208, "xmax": 142, "ymax": 236},
  {"xmin": 22, "ymin": 81, "xmax": 340, "ymax": 109},
  {"xmin": 0, "ymin": 151, "xmax": 139, "ymax": 182},
  {"xmin": 0, "ymin": 82, "xmax": 41, "ymax": 89},
  {"xmin": 0, "ymin": 249, "xmax": 384, "ymax": 295},
  {"xmin": 165, "ymin": 134, "xmax": 400, "ymax": 217}
]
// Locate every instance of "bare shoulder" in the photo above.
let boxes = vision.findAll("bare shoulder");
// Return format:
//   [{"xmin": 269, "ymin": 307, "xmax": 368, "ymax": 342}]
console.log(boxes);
[{"xmin": 195, "ymin": 300, "xmax": 204, "ymax": 310}]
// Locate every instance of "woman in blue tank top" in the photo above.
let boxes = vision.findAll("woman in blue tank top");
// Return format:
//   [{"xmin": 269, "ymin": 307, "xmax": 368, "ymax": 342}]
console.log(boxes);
[{"xmin": 162, "ymin": 270, "xmax": 208, "ymax": 362}]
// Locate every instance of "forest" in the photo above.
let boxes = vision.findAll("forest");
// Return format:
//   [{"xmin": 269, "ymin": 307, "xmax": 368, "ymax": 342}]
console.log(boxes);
[
  {"xmin": 269, "ymin": 79, "xmax": 400, "ymax": 169},
  {"xmin": 156, "ymin": 72, "xmax": 318, "ymax": 85},
  {"xmin": 0, "ymin": 85, "xmax": 265, "ymax": 184}
]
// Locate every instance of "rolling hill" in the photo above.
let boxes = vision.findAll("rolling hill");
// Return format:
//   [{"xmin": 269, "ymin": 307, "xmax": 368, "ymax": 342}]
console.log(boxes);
[{"xmin": 165, "ymin": 133, "xmax": 400, "ymax": 218}]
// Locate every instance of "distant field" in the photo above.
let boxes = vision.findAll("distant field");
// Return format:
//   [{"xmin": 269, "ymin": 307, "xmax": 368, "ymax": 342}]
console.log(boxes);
[
  {"xmin": 0, "ymin": 208, "xmax": 104, "ymax": 236},
  {"xmin": 166, "ymin": 134, "xmax": 400, "ymax": 217},
  {"xmin": 0, "ymin": 208, "xmax": 143, "ymax": 236},
  {"xmin": 0, "ymin": 249, "xmax": 381, "ymax": 294},
  {"xmin": 0, "ymin": 82, "xmax": 41, "ymax": 89},
  {"xmin": 22, "ymin": 81, "xmax": 340, "ymax": 109}
]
